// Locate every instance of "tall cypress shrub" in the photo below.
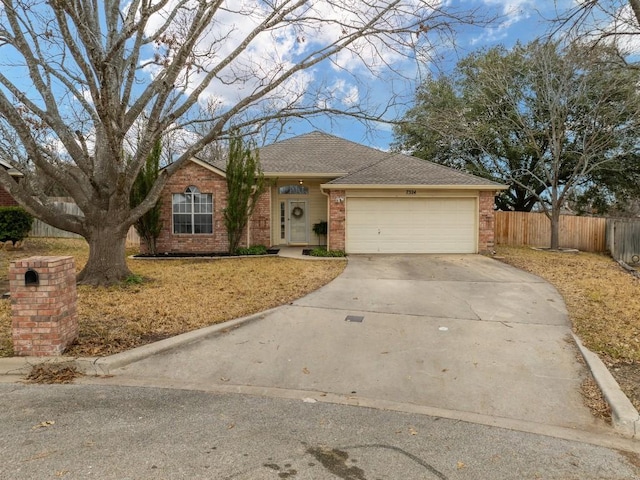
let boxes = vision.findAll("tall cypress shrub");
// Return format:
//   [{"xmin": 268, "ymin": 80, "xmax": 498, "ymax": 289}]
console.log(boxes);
[
  {"xmin": 224, "ymin": 134, "xmax": 266, "ymax": 254},
  {"xmin": 130, "ymin": 140, "xmax": 163, "ymax": 254}
]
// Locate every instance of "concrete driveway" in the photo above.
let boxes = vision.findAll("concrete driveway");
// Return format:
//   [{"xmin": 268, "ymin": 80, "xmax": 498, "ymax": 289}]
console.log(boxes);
[{"xmin": 109, "ymin": 254, "xmax": 607, "ymax": 432}]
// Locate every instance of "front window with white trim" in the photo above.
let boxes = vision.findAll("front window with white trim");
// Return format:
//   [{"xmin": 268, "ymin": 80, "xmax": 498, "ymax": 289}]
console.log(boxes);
[{"xmin": 172, "ymin": 186, "xmax": 213, "ymax": 234}]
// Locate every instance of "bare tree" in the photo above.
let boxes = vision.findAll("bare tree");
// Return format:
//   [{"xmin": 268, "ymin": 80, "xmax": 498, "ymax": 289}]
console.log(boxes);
[
  {"xmin": 0, "ymin": 0, "xmax": 492, "ymax": 285},
  {"xmin": 554, "ymin": 0, "xmax": 640, "ymax": 45}
]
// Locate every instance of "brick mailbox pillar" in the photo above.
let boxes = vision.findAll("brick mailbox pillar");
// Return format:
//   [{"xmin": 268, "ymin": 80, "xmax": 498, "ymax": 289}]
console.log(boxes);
[{"xmin": 10, "ymin": 256, "xmax": 78, "ymax": 356}]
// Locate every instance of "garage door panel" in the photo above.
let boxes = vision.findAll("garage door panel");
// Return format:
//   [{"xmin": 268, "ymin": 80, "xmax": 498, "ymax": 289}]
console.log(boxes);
[{"xmin": 346, "ymin": 197, "xmax": 477, "ymax": 254}]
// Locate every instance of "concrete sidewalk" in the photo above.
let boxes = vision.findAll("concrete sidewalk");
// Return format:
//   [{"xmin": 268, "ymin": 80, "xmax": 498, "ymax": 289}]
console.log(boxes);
[{"xmin": 99, "ymin": 255, "xmax": 612, "ymax": 434}]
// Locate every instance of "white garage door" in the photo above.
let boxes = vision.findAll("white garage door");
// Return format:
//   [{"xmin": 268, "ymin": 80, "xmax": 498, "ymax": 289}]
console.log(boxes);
[{"xmin": 346, "ymin": 197, "xmax": 477, "ymax": 254}]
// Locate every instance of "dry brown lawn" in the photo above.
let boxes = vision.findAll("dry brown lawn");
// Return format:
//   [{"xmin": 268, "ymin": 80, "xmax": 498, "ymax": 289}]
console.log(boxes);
[
  {"xmin": 495, "ymin": 246, "xmax": 640, "ymax": 410},
  {"xmin": 0, "ymin": 238, "xmax": 345, "ymax": 357}
]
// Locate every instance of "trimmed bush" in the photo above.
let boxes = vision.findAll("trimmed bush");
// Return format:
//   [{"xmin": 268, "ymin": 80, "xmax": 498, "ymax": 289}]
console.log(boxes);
[
  {"xmin": 309, "ymin": 247, "xmax": 346, "ymax": 257},
  {"xmin": 235, "ymin": 245, "xmax": 268, "ymax": 256},
  {"xmin": 0, "ymin": 207, "xmax": 33, "ymax": 243}
]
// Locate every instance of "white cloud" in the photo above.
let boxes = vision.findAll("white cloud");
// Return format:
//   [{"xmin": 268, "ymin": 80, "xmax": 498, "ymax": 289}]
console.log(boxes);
[
  {"xmin": 595, "ymin": 3, "xmax": 640, "ymax": 55},
  {"xmin": 314, "ymin": 78, "xmax": 360, "ymax": 109},
  {"xmin": 81, "ymin": 88, "xmax": 93, "ymax": 105},
  {"xmin": 142, "ymin": 1, "xmax": 431, "ymax": 117},
  {"xmin": 342, "ymin": 84, "xmax": 360, "ymax": 106},
  {"xmin": 470, "ymin": 0, "xmax": 534, "ymax": 45}
]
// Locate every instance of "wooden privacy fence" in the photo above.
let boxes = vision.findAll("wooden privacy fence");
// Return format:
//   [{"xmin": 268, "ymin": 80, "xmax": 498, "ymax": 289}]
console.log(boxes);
[
  {"xmin": 606, "ymin": 218, "xmax": 640, "ymax": 265},
  {"xmin": 494, "ymin": 211, "xmax": 607, "ymax": 252},
  {"xmin": 30, "ymin": 201, "xmax": 141, "ymax": 248}
]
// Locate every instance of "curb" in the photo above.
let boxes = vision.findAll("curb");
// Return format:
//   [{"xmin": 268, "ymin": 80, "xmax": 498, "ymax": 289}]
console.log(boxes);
[
  {"xmin": 3, "ymin": 306, "xmax": 638, "ymax": 441},
  {"xmin": 573, "ymin": 333, "xmax": 640, "ymax": 439},
  {"xmin": 0, "ymin": 306, "xmax": 281, "ymax": 377},
  {"xmin": 0, "ymin": 355, "xmax": 78, "ymax": 376}
]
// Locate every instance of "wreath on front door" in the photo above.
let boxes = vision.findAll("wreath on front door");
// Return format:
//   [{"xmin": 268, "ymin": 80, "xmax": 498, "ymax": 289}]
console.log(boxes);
[{"xmin": 291, "ymin": 206, "xmax": 304, "ymax": 219}]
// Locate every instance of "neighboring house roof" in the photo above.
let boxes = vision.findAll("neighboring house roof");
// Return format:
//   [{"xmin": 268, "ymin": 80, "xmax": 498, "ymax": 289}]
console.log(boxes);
[
  {"xmin": 0, "ymin": 160, "xmax": 23, "ymax": 177},
  {"xmin": 196, "ymin": 131, "xmax": 505, "ymax": 189}
]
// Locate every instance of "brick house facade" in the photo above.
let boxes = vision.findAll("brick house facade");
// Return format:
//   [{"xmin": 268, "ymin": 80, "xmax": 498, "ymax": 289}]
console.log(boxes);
[
  {"xmin": 478, "ymin": 190, "xmax": 497, "ymax": 252},
  {"xmin": 328, "ymin": 189, "xmax": 346, "ymax": 251},
  {"xmin": 147, "ymin": 133, "xmax": 504, "ymax": 255},
  {"xmin": 148, "ymin": 161, "xmax": 271, "ymax": 254},
  {"xmin": 0, "ymin": 186, "xmax": 18, "ymax": 207},
  {"xmin": 0, "ymin": 160, "xmax": 23, "ymax": 207}
]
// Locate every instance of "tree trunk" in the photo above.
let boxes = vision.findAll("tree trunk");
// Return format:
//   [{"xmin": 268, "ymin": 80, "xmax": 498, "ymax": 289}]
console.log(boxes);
[
  {"xmin": 550, "ymin": 208, "xmax": 561, "ymax": 250},
  {"xmin": 77, "ymin": 227, "xmax": 133, "ymax": 286}
]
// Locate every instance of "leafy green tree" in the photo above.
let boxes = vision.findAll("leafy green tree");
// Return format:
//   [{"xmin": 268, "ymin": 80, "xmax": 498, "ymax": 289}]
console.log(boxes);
[
  {"xmin": 572, "ymin": 156, "xmax": 640, "ymax": 216},
  {"xmin": 395, "ymin": 40, "xmax": 640, "ymax": 249},
  {"xmin": 130, "ymin": 141, "xmax": 163, "ymax": 254},
  {"xmin": 224, "ymin": 135, "xmax": 266, "ymax": 255},
  {"xmin": 395, "ymin": 43, "xmax": 560, "ymax": 212}
]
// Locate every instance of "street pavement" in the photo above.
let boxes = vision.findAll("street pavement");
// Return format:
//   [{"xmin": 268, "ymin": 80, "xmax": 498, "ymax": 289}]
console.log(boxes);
[{"xmin": 1, "ymin": 384, "xmax": 639, "ymax": 480}]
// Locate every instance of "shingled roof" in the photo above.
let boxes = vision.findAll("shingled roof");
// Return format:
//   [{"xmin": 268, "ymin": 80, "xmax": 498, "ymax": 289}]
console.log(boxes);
[
  {"xmin": 201, "ymin": 131, "xmax": 504, "ymax": 188},
  {"xmin": 257, "ymin": 131, "xmax": 388, "ymax": 175},
  {"xmin": 326, "ymin": 152, "xmax": 503, "ymax": 187},
  {"xmin": 263, "ymin": 131, "xmax": 504, "ymax": 188}
]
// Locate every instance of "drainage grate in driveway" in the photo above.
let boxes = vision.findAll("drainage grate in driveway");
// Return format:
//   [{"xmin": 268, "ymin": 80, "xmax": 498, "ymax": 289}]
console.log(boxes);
[{"xmin": 345, "ymin": 315, "xmax": 364, "ymax": 323}]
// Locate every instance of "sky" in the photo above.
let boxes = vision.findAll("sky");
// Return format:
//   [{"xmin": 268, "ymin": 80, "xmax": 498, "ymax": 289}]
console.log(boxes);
[
  {"xmin": 0, "ymin": 0, "xmax": 612, "ymax": 161},
  {"xmin": 288, "ymin": 0, "xmax": 578, "ymax": 151}
]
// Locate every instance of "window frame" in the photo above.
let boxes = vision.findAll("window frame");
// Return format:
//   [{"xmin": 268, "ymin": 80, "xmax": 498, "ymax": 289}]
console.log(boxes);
[
  {"xmin": 278, "ymin": 184, "xmax": 309, "ymax": 195},
  {"xmin": 172, "ymin": 185, "xmax": 213, "ymax": 235}
]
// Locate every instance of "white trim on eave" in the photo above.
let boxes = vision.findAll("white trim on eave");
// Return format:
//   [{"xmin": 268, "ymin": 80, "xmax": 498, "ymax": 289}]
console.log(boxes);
[
  {"xmin": 320, "ymin": 183, "xmax": 508, "ymax": 191},
  {"xmin": 264, "ymin": 172, "xmax": 347, "ymax": 179},
  {"xmin": 189, "ymin": 157, "xmax": 227, "ymax": 177}
]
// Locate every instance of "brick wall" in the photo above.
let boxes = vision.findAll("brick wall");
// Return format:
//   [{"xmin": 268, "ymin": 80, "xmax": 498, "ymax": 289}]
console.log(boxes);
[
  {"xmin": 0, "ymin": 186, "xmax": 18, "ymax": 207},
  {"xmin": 248, "ymin": 189, "xmax": 271, "ymax": 247},
  {"xmin": 328, "ymin": 190, "xmax": 346, "ymax": 251},
  {"xmin": 478, "ymin": 190, "xmax": 497, "ymax": 252},
  {"xmin": 147, "ymin": 161, "xmax": 272, "ymax": 254},
  {"xmin": 10, "ymin": 256, "xmax": 77, "ymax": 356}
]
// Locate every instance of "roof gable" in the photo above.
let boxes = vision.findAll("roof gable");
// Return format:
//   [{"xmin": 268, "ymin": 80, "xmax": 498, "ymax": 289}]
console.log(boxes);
[
  {"xmin": 326, "ymin": 152, "xmax": 504, "ymax": 188},
  {"xmin": 177, "ymin": 156, "xmax": 227, "ymax": 178},
  {"xmin": 193, "ymin": 131, "xmax": 504, "ymax": 189},
  {"xmin": 0, "ymin": 160, "xmax": 23, "ymax": 177},
  {"xmin": 258, "ymin": 131, "xmax": 389, "ymax": 175}
]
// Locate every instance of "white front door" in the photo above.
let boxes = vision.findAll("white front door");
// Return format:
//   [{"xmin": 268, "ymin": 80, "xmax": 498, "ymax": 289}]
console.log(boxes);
[{"xmin": 288, "ymin": 200, "xmax": 308, "ymax": 244}]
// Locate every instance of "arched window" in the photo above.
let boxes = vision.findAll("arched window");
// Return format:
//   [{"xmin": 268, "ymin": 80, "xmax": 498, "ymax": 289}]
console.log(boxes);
[
  {"xmin": 172, "ymin": 185, "xmax": 213, "ymax": 234},
  {"xmin": 278, "ymin": 184, "xmax": 308, "ymax": 195}
]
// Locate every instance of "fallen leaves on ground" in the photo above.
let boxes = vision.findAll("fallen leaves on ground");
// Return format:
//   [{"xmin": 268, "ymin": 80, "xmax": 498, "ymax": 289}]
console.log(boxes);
[
  {"xmin": 0, "ymin": 238, "xmax": 346, "ymax": 358},
  {"xmin": 32, "ymin": 420, "xmax": 55, "ymax": 429},
  {"xmin": 581, "ymin": 377, "xmax": 611, "ymax": 421},
  {"xmin": 26, "ymin": 363, "xmax": 81, "ymax": 384}
]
